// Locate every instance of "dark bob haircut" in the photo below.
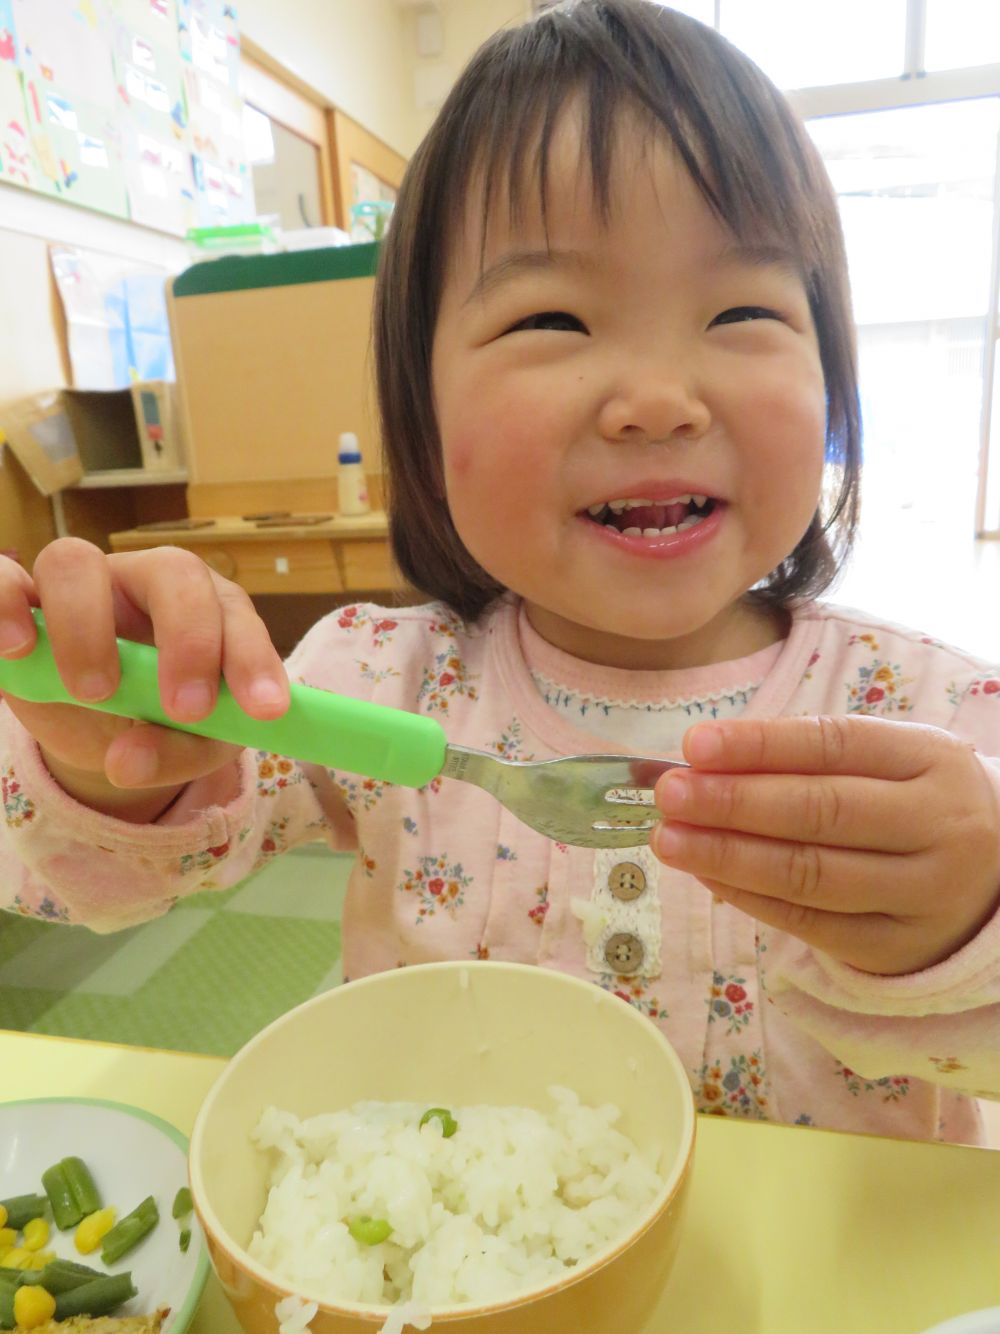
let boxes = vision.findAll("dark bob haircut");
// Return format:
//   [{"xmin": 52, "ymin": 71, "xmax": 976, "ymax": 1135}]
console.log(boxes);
[{"xmin": 373, "ymin": 0, "xmax": 861, "ymax": 623}]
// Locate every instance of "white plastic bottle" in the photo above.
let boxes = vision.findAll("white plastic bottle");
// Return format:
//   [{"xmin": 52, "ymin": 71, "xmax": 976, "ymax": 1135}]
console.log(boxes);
[{"xmin": 337, "ymin": 432, "xmax": 370, "ymax": 516}]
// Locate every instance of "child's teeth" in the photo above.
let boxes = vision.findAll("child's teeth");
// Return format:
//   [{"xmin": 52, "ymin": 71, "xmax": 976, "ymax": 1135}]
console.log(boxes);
[
  {"xmin": 622, "ymin": 526, "xmax": 642, "ymax": 536},
  {"xmin": 587, "ymin": 503, "xmax": 604, "ymax": 516},
  {"xmin": 608, "ymin": 501, "xmax": 628, "ymax": 514},
  {"xmin": 692, "ymin": 494, "xmax": 707, "ymax": 507}
]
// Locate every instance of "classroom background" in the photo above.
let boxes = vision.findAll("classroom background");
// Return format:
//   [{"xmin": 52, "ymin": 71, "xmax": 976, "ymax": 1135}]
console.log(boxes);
[{"xmin": 1, "ymin": 0, "xmax": 999, "ymax": 1148}]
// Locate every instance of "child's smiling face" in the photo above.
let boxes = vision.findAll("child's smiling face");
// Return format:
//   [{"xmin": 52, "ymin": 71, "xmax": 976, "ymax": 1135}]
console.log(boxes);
[{"xmin": 430, "ymin": 110, "xmax": 828, "ymax": 668}]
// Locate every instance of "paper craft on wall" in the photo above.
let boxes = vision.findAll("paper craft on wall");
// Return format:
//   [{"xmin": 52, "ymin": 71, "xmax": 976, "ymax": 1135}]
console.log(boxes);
[
  {"xmin": 50, "ymin": 242, "xmax": 176, "ymax": 389},
  {"xmin": 0, "ymin": 0, "xmax": 253, "ymax": 234}
]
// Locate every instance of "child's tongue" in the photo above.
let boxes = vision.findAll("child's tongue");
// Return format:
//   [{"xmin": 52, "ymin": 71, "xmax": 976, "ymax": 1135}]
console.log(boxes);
[{"xmin": 608, "ymin": 501, "xmax": 688, "ymax": 532}]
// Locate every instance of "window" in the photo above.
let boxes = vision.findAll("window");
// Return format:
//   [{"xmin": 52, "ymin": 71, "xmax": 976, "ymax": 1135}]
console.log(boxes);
[
  {"xmin": 808, "ymin": 100, "xmax": 1000, "ymax": 531},
  {"xmin": 718, "ymin": 0, "xmax": 907, "ymax": 89},
  {"xmin": 925, "ymin": 0, "xmax": 1000, "ymax": 72}
]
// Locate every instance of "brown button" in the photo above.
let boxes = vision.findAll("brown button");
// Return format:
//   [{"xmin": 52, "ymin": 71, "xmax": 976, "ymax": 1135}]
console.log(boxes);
[
  {"xmin": 604, "ymin": 932, "xmax": 645, "ymax": 974},
  {"xmin": 607, "ymin": 861, "xmax": 647, "ymax": 901}
]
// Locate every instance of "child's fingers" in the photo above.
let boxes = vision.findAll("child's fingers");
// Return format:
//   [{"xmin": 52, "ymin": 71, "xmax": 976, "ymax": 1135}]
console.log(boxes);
[
  {"xmin": 103, "ymin": 722, "xmax": 241, "ymax": 789},
  {"xmin": 32, "ymin": 539, "xmax": 120, "ymax": 701},
  {"xmin": 217, "ymin": 583, "xmax": 289, "ymax": 718},
  {"xmin": 652, "ymin": 819, "xmax": 913, "ymax": 915},
  {"xmin": 681, "ymin": 875, "xmax": 921, "ymax": 976},
  {"xmin": 654, "ymin": 769, "xmax": 927, "ymax": 855},
  {"xmin": 0, "ymin": 556, "xmax": 38, "ymax": 655},
  {"xmin": 116, "ymin": 547, "xmax": 226, "ymax": 722},
  {"xmin": 1, "ymin": 696, "xmax": 135, "ymax": 773},
  {"xmin": 109, "ymin": 550, "xmax": 288, "ymax": 722},
  {"xmin": 682, "ymin": 713, "xmax": 942, "ymax": 781}
]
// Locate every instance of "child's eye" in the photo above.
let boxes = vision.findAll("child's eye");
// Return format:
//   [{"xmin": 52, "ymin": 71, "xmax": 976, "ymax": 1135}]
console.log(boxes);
[
  {"xmin": 505, "ymin": 310, "xmax": 588, "ymax": 334},
  {"xmin": 711, "ymin": 306, "xmax": 783, "ymax": 327}
]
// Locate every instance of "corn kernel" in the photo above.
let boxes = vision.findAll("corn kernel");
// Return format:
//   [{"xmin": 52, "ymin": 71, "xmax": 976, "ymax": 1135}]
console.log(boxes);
[
  {"xmin": 0, "ymin": 1204, "xmax": 7, "ymax": 1228},
  {"xmin": 13, "ymin": 1283, "xmax": 57, "ymax": 1328},
  {"xmin": 21, "ymin": 1217, "xmax": 49, "ymax": 1251},
  {"xmin": 4, "ymin": 1247, "xmax": 34, "ymax": 1269},
  {"xmin": 74, "ymin": 1206, "xmax": 116, "ymax": 1255},
  {"xmin": 0, "ymin": 1226, "xmax": 16, "ymax": 1251}
]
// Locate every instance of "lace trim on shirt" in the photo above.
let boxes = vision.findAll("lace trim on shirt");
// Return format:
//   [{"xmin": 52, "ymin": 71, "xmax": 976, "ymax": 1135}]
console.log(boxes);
[
  {"xmin": 571, "ymin": 844, "xmax": 662, "ymax": 979},
  {"xmin": 530, "ymin": 669, "xmax": 762, "ymax": 711}
]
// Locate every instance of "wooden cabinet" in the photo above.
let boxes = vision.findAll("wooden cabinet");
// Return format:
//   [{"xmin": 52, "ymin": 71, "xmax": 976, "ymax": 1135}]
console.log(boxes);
[
  {"xmin": 108, "ymin": 511, "xmax": 404, "ymax": 597},
  {"xmin": 51, "ymin": 469, "xmax": 188, "ymax": 550}
]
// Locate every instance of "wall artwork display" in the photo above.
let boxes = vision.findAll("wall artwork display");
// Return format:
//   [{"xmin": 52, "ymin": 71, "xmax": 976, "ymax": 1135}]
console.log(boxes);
[{"xmin": 0, "ymin": 0, "xmax": 254, "ymax": 233}]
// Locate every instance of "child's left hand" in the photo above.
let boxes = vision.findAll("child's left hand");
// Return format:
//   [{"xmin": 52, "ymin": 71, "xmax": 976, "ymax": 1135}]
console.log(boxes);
[{"xmin": 652, "ymin": 714, "xmax": 1000, "ymax": 975}]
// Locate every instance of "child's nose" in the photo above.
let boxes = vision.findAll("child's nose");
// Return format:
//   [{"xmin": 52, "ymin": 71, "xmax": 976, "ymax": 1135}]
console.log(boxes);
[{"xmin": 597, "ymin": 363, "xmax": 711, "ymax": 445}]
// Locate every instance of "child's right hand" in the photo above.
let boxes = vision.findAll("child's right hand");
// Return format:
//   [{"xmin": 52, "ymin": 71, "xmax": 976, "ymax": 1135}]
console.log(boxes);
[{"xmin": 0, "ymin": 540, "xmax": 290, "ymax": 821}]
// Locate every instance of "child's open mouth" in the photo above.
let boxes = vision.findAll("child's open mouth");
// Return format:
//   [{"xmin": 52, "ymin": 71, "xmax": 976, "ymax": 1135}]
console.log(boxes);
[{"xmin": 583, "ymin": 494, "xmax": 718, "ymax": 536}]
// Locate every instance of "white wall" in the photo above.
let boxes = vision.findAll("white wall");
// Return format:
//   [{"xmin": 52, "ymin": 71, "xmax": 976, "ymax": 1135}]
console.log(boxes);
[
  {"xmin": 237, "ymin": 0, "xmax": 531, "ymax": 158},
  {"xmin": 238, "ymin": 0, "xmax": 415, "ymax": 156},
  {"xmin": 403, "ymin": 0, "xmax": 532, "ymax": 149}
]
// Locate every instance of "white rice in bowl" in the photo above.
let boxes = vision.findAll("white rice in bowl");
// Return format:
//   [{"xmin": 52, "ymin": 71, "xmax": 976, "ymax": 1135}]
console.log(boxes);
[{"xmin": 248, "ymin": 1085, "xmax": 663, "ymax": 1311}]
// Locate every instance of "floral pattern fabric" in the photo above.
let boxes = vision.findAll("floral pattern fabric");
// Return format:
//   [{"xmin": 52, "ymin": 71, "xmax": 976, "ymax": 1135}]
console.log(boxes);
[{"xmin": 1, "ymin": 597, "xmax": 999, "ymax": 1145}]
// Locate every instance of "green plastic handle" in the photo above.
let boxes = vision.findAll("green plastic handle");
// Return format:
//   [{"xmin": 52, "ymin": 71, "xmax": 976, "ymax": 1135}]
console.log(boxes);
[{"xmin": 0, "ymin": 609, "xmax": 447, "ymax": 789}]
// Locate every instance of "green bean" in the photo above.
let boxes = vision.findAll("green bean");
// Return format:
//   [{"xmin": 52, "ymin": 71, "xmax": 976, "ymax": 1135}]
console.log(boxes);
[
  {"xmin": 60, "ymin": 1156, "xmax": 102, "ymax": 1217},
  {"xmin": 54, "ymin": 1271, "xmax": 136, "ymax": 1320},
  {"xmin": 43, "ymin": 1258, "xmax": 105, "ymax": 1278},
  {"xmin": 100, "ymin": 1196, "xmax": 159, "ymax": 1265},
  {"xmin": 172, "ymin": 1186, "xmax": 193, "ymax": 1219},
  {"xmin": 32, "ymin": 1258, "xmax": 106, "ymax": 1294},
  {"xmin": 0, "ymin": 1282, "xmax": 15, "ymax": 1330},
  {"xmin": 347, "ymin": 1215, "xmax": 392, "ymax": 1246},
  {"xmin": 419, "ymin": 1107, "xmax": 458, "ymax": 1138},
  {"xmin": 0, "ymin": 1195, "xmax": 48, "ymax": 1230},
  {"xmin": 41, "ymin": 1162, "xmax": 82, "ymax": 1230}
]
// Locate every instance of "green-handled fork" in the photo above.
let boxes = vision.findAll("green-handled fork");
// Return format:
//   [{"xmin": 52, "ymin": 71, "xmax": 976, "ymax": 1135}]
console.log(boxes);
[{"xmin": 0, "ymin": 609, "xmax": 686, "ymax": 848}]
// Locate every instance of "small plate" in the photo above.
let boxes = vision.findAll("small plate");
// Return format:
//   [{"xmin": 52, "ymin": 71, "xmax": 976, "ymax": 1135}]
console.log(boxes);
[{"xmin": 0, "ymin": 1097, "xmax": 209, "ymax": 1332}]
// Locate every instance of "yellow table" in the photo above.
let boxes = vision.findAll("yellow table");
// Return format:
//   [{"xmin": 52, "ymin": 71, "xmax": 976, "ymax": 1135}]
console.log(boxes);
[{"xmin": 3, "ymin": 1029, "xmax": 999, "ymax": 1334}]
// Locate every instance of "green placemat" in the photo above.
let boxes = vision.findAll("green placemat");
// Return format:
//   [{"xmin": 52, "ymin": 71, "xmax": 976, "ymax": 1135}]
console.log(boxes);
[{"xmin": 0, "ymin": 846, "xmax": 349, "ymax": 1056}]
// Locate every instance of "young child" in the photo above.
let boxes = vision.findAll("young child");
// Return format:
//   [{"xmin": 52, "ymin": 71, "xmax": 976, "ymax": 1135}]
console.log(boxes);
[{"xmin": 1, "ymin": 0, "xmax": 998, "ymax": 1144}]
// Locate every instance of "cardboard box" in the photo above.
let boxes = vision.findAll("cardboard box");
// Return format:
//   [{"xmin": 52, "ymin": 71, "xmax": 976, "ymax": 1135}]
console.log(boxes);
[
  {"xmin": 0, "ymin": 381, "xmax": 183, "ymax": 495},
  {"xmin": 168, "ymin": 244, "xmax": 379, "ymax": 490},
  {"xmin": 63, "ymin": 382, "xmax": 183, "ymax": 474},
  {"xmin": 0, "ymin": 391, "xmax": 82, "ymax": 496}
]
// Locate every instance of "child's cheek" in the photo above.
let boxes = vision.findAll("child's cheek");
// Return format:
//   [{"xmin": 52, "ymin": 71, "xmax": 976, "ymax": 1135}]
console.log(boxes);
[{"xmin": 445, "ymin": 436, "xmax": 476, "ymax": 479}]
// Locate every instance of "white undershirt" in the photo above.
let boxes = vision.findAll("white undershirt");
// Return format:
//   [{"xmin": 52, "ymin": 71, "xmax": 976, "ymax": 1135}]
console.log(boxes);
[{"xmin": 518, "ymin": 606, "xmax": 784, "ymax": 752}]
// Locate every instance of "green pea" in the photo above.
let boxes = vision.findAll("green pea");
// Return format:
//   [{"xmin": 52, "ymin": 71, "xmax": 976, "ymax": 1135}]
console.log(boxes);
[
  {"xmin": 419, "ymin": 1107, "xmax": 458, "ymax": 1138},
  {"xmin": 171, "ymin": 1187, "xmax": 193, "ymax": 1220},
  {"xmin": 347, "ymin": 1216, "xmax": 392, "ymax": 1246}
]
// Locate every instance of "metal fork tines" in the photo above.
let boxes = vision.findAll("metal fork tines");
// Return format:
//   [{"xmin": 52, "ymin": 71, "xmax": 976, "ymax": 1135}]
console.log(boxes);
[{"xmin": 440, "ymin": 745, "xmax": 688, "ymax": 848}]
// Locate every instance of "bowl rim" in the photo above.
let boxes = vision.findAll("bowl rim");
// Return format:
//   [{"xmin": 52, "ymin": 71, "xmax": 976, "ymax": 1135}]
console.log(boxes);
[{"xmin": 189, "ymin": 960, "xmax": 696, "ymax": 1321}]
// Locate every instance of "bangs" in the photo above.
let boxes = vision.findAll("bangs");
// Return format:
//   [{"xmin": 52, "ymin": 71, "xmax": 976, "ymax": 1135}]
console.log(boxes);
[{"xmin": 435, "ymin": 3, "xmax": 827, "ymax": 277}]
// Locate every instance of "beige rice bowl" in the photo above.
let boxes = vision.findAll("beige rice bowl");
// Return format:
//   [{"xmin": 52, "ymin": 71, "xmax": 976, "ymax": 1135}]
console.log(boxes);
[{"xmin": 189, "ymin": 961, "xmax": 696, "ymax": 1334}]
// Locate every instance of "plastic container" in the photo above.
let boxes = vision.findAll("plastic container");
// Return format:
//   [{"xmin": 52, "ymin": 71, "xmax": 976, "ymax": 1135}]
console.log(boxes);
[
  {"xmin": 280, "ymin": 226, "xmax": 351, "ymax": 251},
  {"xmin": 184, "ymin": 223, "xmax": 278, "ymax": 260},
  {"xmin": 349, "ymin": 200, "xmax": 394, "ymax": 244},
  {"xmin": 337, "ymin": 431, "xmax": 370, "ymax": 516}
]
